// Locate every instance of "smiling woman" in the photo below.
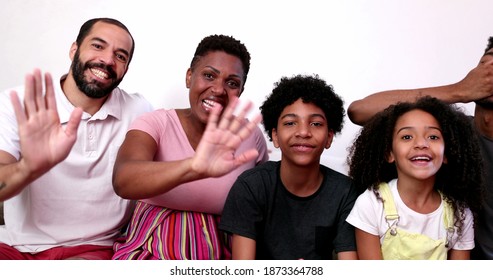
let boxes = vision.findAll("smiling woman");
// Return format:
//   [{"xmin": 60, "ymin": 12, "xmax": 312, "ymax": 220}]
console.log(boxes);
[{"xmin": 110, "ymin": 34, "xmax": 269, "ymax": 260}]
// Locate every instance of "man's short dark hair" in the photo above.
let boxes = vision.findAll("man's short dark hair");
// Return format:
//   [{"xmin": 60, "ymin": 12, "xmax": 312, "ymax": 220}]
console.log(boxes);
[{"xmin": 76, "ymin": 18, "xmax": 135, "ymax": 65}]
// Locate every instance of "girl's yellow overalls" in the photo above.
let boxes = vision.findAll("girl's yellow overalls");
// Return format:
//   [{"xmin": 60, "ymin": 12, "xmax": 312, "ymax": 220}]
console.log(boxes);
[{"xmin": 378, "ymin": 183, "xmax": 455, "ymax": 260}]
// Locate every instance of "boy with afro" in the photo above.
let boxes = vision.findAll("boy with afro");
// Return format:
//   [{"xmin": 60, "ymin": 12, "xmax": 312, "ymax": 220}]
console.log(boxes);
[{"xmin": 219, "ymin": 74, "xmax": 358, "ymax": 260}]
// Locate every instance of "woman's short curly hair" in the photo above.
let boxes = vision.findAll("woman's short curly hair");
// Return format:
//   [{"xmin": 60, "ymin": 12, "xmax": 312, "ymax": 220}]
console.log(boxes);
[
  {"xmin": 190, "ymin": 34, "xmax": 250, "ymax": 86},
  {"xmin": 260, "ymin": 74, "xmax": 345, "ymax": 141}
]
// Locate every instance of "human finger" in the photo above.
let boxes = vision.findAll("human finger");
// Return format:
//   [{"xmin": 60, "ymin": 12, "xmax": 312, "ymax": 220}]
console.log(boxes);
[
  {"xmin": 34, "ymin": 69, "xmax": 45, "ymax": 112},
  {"xmin": 65, "ymin": 107, "xmax": 83, "ymax": 138},
  {"xmin": 236, "ymin": 113, "xmax": 262, "ymax": 143},
  {"xmin": 205, "ymin": 101, "xmax": 223, "ymax": 132},
  {"xmin": 229, "ymin": 100, "xmax": 253, "ymax": 133},
  {"xmin": 23, "ymin": 72, "xmax": 37, "ymax": 117},
  {"xmin": 44, "ymin": 72, "xmax": 57, "ymax": 111},
  {"xmin": 223, "ymin": 113, "xmax": 261, "ymax": 150},
  {"xmin": 217, "ymin": 96, "xmax": 239, "ymax": 130},
  {"xmin": 233, "ymin": 148, "xmax": 259, "ymax": 167},
  {"xmin": 10, "ymin": 91, "xmax": 27, "ymax": 125}
]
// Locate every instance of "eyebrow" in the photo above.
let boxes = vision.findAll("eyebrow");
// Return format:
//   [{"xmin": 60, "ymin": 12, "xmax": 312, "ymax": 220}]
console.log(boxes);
[
  {"xmin": 91, "ymin": 37, "xmax": 130, "ymax": 58},
  {"xmin": 396, "ymin": 126, "xmax": 442, "ymax": 134},
  {"xmin": 205, "ymin": 66, "xmax": 242, "ymax": 79},
  {"xmin": 280, "ymin": 113, "xmax": 326, "ymax": 120}
]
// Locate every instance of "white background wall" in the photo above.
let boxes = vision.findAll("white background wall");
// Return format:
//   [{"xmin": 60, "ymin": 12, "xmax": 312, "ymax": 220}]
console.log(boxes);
[{"xmin": 1, "ymin": 0, "xmax": 492, "ymax": 174}]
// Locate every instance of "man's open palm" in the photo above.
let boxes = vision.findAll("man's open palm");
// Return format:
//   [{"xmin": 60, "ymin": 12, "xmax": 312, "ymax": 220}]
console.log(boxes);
[{"xmin": 10, "ymin": 69, "xmax": 83, "ymax": 175}]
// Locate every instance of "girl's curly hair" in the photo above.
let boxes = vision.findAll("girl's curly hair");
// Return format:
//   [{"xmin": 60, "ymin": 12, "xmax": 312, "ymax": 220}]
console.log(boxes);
[{"xmin": 347, "ymin": 96, "xmax": 484, "ymax": 234}]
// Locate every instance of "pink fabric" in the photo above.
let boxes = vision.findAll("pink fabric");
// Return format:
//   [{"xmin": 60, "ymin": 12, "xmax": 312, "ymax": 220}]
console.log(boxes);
[
  {"xmin": 112, "ymin": 201, "xmax": 231, "ymax": 260},
  {"xmin": 112, "ymin": 109, "xmax": 268, "ymax": 259},
  {"xmin": 130, "ymin": 109, "xmax": 268, "ymax": 214}
]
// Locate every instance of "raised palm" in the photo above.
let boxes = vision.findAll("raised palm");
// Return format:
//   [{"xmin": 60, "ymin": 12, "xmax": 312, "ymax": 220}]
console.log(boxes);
[
  {"xmin": 10, "ymin": 69, "xmax": 82, "ymax": 176},
  {"xmin": 192, "ymin": 97, "xmax": 261, "ymax": 178}
]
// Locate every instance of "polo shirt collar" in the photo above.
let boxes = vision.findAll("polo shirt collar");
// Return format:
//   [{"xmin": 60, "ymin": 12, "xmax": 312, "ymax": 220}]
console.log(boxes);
[{"xmin": 56, "ymin": 74, "xmax": 123, "ymax": 124}]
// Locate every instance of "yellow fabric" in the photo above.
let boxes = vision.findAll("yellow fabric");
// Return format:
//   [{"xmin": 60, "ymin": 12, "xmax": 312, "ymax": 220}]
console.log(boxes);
[{"xmin": 378, "ymin": 182, "xmax": 454, "ymax": 260}]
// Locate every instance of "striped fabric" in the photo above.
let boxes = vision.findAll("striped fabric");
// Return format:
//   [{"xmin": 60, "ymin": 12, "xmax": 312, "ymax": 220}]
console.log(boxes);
[{"xmin": 112, "ymin": 201, "xmax": 231, "ymax": 260}]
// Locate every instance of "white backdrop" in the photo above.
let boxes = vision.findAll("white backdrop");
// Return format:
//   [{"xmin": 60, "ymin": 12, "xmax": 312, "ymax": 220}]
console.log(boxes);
[{"xmin": 1, "ymin": 0, "xmax": 492, "ymax": 174}]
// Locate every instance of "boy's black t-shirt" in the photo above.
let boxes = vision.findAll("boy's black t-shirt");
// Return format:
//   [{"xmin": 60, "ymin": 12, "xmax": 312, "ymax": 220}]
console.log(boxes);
[{"xmin": 219, "ymin": 161, "xmax": 358, "ymax": 260}]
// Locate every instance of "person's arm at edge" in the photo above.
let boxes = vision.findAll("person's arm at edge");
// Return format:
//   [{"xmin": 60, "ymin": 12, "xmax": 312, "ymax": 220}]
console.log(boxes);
[
  {"xmin": 355, "ymin": 228, "xmax": 383, "ymax": 260},
  {"xmin": 0, "ymin": 152, "xmax": 30, "ymax": 201},
  {"xmin": 348, "ymin": 57, "xmax": 493, "ymax": 125},
  {"xmin": 348, "ymin": 86, "xmax": 457, "ymax": 126},
  {"xmin": 337, "ymin": 251, "xmax": 358, "ymax": 260},
  {"xmin": 232, "ymin": 234, "xmax": 256, "ymax": 260},
  {"xmin": 448, "ymin": 249, "xmax": 470, "ymax": 260}
]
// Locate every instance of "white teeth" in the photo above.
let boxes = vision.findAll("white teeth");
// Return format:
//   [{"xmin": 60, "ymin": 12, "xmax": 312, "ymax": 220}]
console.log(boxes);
[
  {"xmin": 90, "ymin": 68, "xmax": 108, "ymax": 79},
  {"xmin": 412, "ymin": 156, "xmax": 430, "ymax": 161},
  {"xmin": 203, "ymin": 99, "xmax": 218, "ymax": 109}
]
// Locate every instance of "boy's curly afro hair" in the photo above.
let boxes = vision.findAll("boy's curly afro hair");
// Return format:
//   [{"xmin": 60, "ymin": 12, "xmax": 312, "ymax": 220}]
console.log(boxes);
[{"xmin": 260, "ymin": 74, "xmax": 345, "ymax": 141}]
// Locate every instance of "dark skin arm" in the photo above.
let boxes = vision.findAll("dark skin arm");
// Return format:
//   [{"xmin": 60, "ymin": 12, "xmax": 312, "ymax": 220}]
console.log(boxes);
[
  {"xmin": 231, "ymin": 234, "xmax": 256, "ymax": 260},
  {"xmin": 448, "ymin": 249, "xmax": 470, "ymax": 260},
  {"xmin": 355, "ymin": 228, "xmax": 383, "ymax": 260},
  {"xmin": 112, "ymin": 97, "xmax": 262, "ymax": 199},
  {"xmin": 348, "ymin": 56, "xmax": 493, "ymax": 125}
]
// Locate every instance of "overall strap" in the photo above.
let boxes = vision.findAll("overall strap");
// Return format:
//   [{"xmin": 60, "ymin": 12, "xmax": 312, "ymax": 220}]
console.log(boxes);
[
  {"xmin": 378, "ymin": 182, "xmax": 399, "ymax": 236},
  {"xmin": 439, "ymin": 192, "xmax": 456, "ymax": 248},
  {"xmin": 439, "ymin": 192, "xmax": 454, "ymax": 229}
]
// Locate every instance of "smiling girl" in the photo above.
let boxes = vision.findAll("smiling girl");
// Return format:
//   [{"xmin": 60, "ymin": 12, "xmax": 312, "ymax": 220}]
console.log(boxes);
[{"xmin": 346, "ymin": 96, "xmax": 484, "ymax": 260}]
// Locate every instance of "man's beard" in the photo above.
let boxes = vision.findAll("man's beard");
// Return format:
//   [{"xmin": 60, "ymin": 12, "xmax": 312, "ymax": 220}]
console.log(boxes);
[{"xmin": 71, "ymin": 51, "xmax": 123, "ymax": 99}]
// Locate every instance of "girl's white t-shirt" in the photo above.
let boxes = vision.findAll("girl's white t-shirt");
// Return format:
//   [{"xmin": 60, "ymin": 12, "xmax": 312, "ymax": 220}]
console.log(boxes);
[{"xmin": 346, "ymin": 179, "xmax": 475, "ymax": 250}]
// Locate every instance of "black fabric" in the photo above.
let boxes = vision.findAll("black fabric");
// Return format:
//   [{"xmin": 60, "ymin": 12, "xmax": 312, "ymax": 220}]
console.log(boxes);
[
  {"xmin": 219, "ymin": 161, "xmax": 358, "ymax": 260},
  {"xmin": 472, "ymin": 123, "xmax": 493, "ymax": 259}
]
